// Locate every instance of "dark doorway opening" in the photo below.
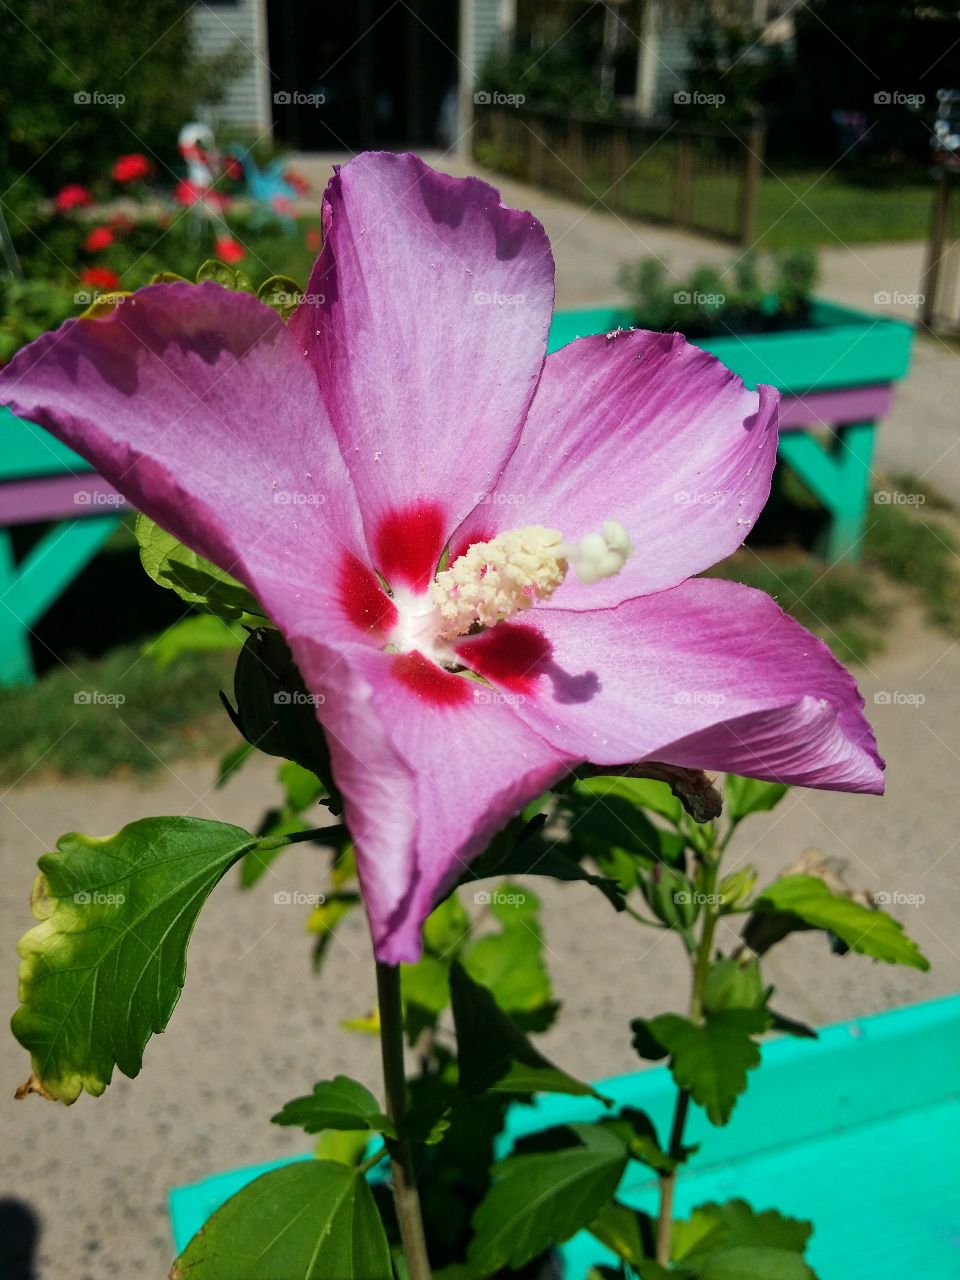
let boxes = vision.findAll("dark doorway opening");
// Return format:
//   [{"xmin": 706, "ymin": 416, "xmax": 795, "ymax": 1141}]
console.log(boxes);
[{"xmin": 267, "ymin": 0, "xmax": 459, "ymax": 152}]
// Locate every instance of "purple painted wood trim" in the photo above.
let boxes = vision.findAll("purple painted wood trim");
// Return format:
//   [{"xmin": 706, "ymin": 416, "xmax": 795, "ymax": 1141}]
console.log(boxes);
[
  {"xmin": 1, "ymin": 473, "xmax": 128, "ymax": 525},
  {"xmin": 778, "ymin": 383, "xmax": 893, "ymax": 430}
]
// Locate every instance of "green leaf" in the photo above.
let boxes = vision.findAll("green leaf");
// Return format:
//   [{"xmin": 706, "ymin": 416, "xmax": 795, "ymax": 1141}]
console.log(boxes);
[
  {"xmin": 703, "ymin": 957, "xmax": 766, "ymax": 1014},
  {"xmin": 599, "ymin": 1107, "xmax": 686, "ymax": 1174},
  {"xmin": 13, "ymin": 817, "xmax": 257, "ymax": 1102},
  {"xmin": 196, "ymin": 259, "xmax": 254, "ymax": 293},
  {"xmin": 575, "ymin": 774, "xmax": 682, "ymax": 824},
  {"xmin": 724, "ymin": 775, "xmax": 788, "ymax": 822},
  {"xmin": 313, "ymin": 1129, "xmax": 372, "ymax": 1167},
  {"xmin": 450, "ymin": 963, "xmax": 603, "ymax": 1100},
  {"xmin": 467, "ymin": 1124, "xmax": 628, "ymax": 1275},
  {"xmin": 462, "ymin": 887, "xmax": 552, "ymax": 1019},
  {"xmin": 170, "ymin": 1160, "xmax": 391, "ymax": 1279},
  {"xmin": 279, "ymin": 760, "xmax": 325, "ymax": 813},
  {"xmin": 257, "ymin": 274, "xmax": 304, "ymax": 319},
  {"xmin": 751, "ymin": 875, "xmax": 929, "ymax": 969},
  {"xmin": 587, "ymin": 1199, "xmax": 653, "ymax": 1267},
  {"xmin": 423, "ymin": 891, "xmax": 471, "ymax": 956},
  {"xmin": 216, "ymin": 740, "xmax": 254, "ymax": 787},
  {"xmin": 640, "ymin": 864, "xmax": 700, "ymax": 931},
  {"xmin": 402, "ymin": 954, "xmax": 451, "ymax": 1018},
  {"xmin": 223, "ymin": 628, "xmax": 341, "ymax": 811},
  {"xmin": 146, "ymin": 614, "xmax": 245, "ymax": 669},
  {"xmin": 632, "ymin": 1011, "xmax": 766, "ymax": 1125},
  {"xmin": 135, "ymin": 513, "xmax": 261, "ymax": 619},
  {"xmin": 271, "ymin": 1075, "xmax": 396, "ymax": 1138},
  {"xmin": 689, "ymin": 1247, "xmax": 815, "ymax": 1279},
  {"xmin": 567, "ymin": 784, "xmax": 684, "ymax": 872},
  {"xmin": 467, "ymin": 839, "xmax": 626, "ymax": 911},
  {"xmin": 767, "ymin": 1008, "xmax": 818, "ymax": 1039},
  {"xmin": 673, "ymin": 1200, "xmax": 811, "ymax": 1265}
]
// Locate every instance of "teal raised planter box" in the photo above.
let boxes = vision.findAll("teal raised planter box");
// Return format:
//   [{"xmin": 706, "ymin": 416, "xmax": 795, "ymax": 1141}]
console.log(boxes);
[
  {"xmin": 547, "ymin": 300, "xmax": 915, "ymax": 570},
  {"xmin": 547, "ymin": 299, "xmax": 914, "ymax": 392},
  {"xmin": 169, "ymin": 995, "xmax": 960, "ymax": 1279}
]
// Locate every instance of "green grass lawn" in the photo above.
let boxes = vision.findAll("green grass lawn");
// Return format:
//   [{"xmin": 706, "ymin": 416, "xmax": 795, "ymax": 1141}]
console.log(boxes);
[
  {"xmin": 752, "ymin": 173, "xmax": 931, "ymax": 248},
  {"xmin": 476, "ymin": 136, "xmax": 932, "ymax": 247}
]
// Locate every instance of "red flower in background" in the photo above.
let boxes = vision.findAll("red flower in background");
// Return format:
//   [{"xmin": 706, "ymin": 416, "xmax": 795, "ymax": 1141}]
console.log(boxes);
[
  {"xmin": 113, "ymin": 154, "xmax": 150, "ymax": 183},
  {"xmin": 284, "ymin": 169, "xmax": 310, "ymax": 196},
  {"xmin": 214, "ymin": 236, "xmax": 245, "ymax": 264},
  {"xmin": 174, "ymin": 179, "xmax": 200, "ymax": 205},
  {"xmin": 225, "ymin": 154, "xmax": 243, "ymax": 182},
  {"xmin": 109, "ymin": 213, "xmax": 135, "ymax": 234},
  {"xmin": 83, "ymin": 226, "xmax": 114, "ymax": 253},
  {"xmin": 54, "ymin": 185, "xmax": 92, "ymax": 212},
  {"xmin": 305, "ymin": 228, "xmax": 321, "ymax": 252},
  {"xmin": 271, "ymin": 195, "xmax": 294, "ymax": 218},
  {"xmin": 174, "ymin": 180, "xmax": 231, "ymax": 210},
  {"xmin": 79, "ymin": 267, "xmax": 120, "ymax": 290}
]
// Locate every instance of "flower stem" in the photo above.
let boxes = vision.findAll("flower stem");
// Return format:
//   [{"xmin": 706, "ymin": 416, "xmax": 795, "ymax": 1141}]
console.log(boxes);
[
  {"xmin": 376, "ymin": 961, "xmax": 433, "ymax": 1280},
  {"xmin": 655, "ymin": 853, "xmax": 722, "ymax": 1266}
]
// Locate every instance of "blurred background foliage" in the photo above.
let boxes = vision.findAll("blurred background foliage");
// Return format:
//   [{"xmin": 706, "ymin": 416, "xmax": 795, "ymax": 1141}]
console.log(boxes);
[{"xmin": 0, "ymin": 0, "xmax": 246, "ymax": 197}]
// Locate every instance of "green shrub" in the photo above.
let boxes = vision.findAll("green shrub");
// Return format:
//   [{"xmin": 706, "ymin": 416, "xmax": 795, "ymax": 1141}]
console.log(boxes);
[{"xmin": 0, "ymin": 1, "xmax": 247, "ymax": 193}]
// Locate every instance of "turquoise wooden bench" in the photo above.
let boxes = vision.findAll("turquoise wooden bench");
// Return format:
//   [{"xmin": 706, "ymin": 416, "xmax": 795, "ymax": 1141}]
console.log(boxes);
[
  {"xmin": 548, "ymin": 300, "xmax": 915, "ymax": 566},
  {"xmin": 0, "ymin": 406, "xmax": 127, "ymax": 686}
]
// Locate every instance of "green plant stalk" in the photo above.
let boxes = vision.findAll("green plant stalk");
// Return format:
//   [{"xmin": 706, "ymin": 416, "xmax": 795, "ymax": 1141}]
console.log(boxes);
[
  {"xmin": 376, "ymin": 961, "xmax": 433, "ymax": 1280},
  {"xmin": 655, "ymin": 851, "xmax": 722, "ymax": 1266}
]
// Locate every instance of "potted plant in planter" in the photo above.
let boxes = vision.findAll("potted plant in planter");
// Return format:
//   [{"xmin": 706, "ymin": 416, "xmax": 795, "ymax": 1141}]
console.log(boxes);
[
  {"xmin": 550, "ymin": 249, "xmax": 916, "ymax": 565},
  {"xmin": 1, "ymin": 153, "xmax": 936, "ymax": 1280}
]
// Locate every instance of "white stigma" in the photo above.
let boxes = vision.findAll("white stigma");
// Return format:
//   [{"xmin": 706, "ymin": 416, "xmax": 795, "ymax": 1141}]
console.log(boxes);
[{"xmin": 430, "ymin": 520, "xmax": 632, "ymax": 640}]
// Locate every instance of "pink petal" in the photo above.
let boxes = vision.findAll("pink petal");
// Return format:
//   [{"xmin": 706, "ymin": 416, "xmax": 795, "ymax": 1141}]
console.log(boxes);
[
  {"xmin": 290, "ymin": 152, "xmax": 555, "ymax": 593},
  {"xmin": 455, "ymin": 578, "xmax": 883, "ymax": 794},
  {"xmin": 286, "ymin": 636, "xmax": 573, "ymax": 963},
  {"xmin": 0, "ymin": 282, "xmax": 377, "ymax": 641},
  {"xmin": 450, "ymin": 330, "xmax": 779, "ymax": 607}
]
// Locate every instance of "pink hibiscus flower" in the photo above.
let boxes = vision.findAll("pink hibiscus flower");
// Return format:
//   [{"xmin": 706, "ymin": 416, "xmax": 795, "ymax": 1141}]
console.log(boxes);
[{"xmin": 0, "ymin": 153, "xmax": 882, "ymax": 964}]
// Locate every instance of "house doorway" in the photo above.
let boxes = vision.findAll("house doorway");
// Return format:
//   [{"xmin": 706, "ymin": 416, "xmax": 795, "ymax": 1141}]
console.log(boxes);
[{"xmin": 266, "ymin": 0, "xmax": 460, "ymax": 152}]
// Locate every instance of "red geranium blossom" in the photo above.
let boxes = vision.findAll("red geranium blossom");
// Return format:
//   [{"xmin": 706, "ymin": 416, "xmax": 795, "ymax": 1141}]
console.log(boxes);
[
  {"xmin": 83, "ymin": 226, "xmax": 114, "ymax": 253},
  {"xmin": 214, "ymin": 236, "xmax": 245, "ymax": 264},
  {"xmin": 285, "ymin": 169, "xmax": 310, "ymax": 196},
  {"xmin": 79, "ymin": 267, "xmax": 120, "ymax": 290},
  {"xmin": 112, "ymin": 154, "xmax": 151, "ymax": 183},
  {"xmin": 54, "ymin": 185, "xmax": 92, "ymax": 212},
  {"xmin": 175, "ymin": 180, "xmax": 231, "ymax": 210}
]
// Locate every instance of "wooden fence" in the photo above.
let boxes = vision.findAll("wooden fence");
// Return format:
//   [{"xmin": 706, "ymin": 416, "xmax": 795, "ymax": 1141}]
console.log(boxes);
[
  {"xmin": 921, "ymin": 169, "xmax": 960, "ymax": 333},
  {"xmin": 473, "ymin": 105, "xmax": 765, "ymax": 245}
]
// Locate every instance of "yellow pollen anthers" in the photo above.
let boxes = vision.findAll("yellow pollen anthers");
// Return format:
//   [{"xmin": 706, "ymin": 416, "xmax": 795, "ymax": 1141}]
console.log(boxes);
[{"xmin": 430, "ymin": 520, "xmax": 632, "ymax": 639}]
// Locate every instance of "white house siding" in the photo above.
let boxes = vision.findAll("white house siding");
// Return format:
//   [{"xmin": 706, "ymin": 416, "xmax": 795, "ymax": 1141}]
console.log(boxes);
[
  {"xmin": 191, "ymin": 0, "xmax": 272, "ymax": 136},
  {"xmin": 459, "ymin": 0, "xmax": 512, "ymax": 150}
]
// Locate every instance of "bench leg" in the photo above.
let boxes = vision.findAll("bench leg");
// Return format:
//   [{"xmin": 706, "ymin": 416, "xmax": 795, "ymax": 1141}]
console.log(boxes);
[
  {"xmin": 777, "ymin": 421, "xmax": 876, "ymax": 565},
  {"xmin": 0, "ymin": 516, "xmax": 120, "ymax": 686},
  {"xmin": 0, "ymin": 531, "xmax": 35, "ymax": 686}
]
